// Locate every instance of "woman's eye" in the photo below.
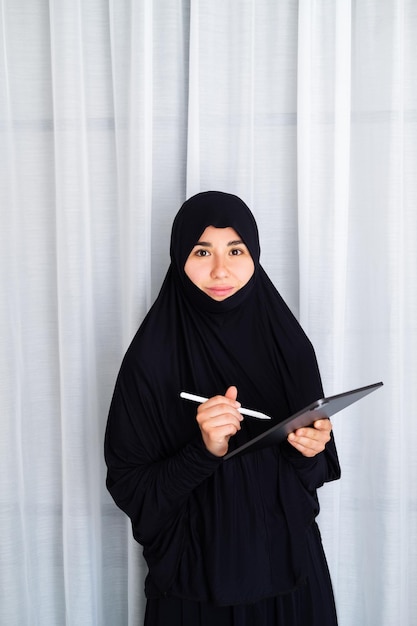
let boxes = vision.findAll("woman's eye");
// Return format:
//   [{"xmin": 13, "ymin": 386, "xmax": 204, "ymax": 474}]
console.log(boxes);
[
  {"xmin": 230, "ymin": 248, "xmax": 243, "ymax": 256},
  {"xmin": 195, "ymin": 249, "xmax": 210, "ymax": 257}
]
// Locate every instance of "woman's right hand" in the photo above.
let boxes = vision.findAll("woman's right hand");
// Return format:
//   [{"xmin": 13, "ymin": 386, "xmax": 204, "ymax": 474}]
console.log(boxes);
[{"xmin": 196, "ymin": 386, "xmax": 243, "ymax": 457}]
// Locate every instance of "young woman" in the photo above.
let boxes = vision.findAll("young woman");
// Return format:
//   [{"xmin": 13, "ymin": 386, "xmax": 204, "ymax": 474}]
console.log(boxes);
[{"xmin": 105, "ymin": 191, "xmax": 340, "ymax": 625}]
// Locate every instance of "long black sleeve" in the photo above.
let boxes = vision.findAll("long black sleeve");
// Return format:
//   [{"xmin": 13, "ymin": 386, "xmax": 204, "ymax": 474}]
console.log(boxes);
[{"xmin": 105, "ymin": 382, "xmax": 222, "ymax": 545}]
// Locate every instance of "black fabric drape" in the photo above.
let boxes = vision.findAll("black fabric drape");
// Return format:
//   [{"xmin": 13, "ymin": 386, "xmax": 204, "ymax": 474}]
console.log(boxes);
[{"xmin": 104, "ymin": 191, "xmax": 340, "ymax": 607}]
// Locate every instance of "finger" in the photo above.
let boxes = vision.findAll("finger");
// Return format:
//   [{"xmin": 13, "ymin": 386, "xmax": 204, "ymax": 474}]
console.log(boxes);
[
  {"xmin": 287, "ymin": 433, "xmax": 325, "ymax": 456},
  {"xmin": 292, "ymin": 426, "xmax": 319, "ymax": 439},
  {"xmin": 290, "ymin": 433, "xmax": 327, "ymax": 448},
  {"xmin": 197, "ymin": 402, "xmax": 243, "ymax": 424},
  {"xmin": 287, "ymin": 434, "xmax": 317, "ymax": 457},
  {"xmin": 313, "ymin": 419, "xmax": 332, "ymax": 431},
  {"xmin": 293, "ymin": 420, "xmax": 332, "ymax": 438},
  {"xmin": 196, "ymin": 404, "xmax": 244, "ymax": 436},
  {"xmin": 199, "ymin": 393, "xmax": 240, "ymax": 412},
  {"xmin": 225, "ymin": 385, "xmax": 238, "ymax": 401},
  {"xmin": 288, "ymin": 428, "xmax": 330, "ymax": 452},
  {"xmin": 199, "ymin": 412, "xmax": 242, "ymax": 430},
  {"xmin": 201, "ymin": 419, "xmax": 241, "ymax": 437}
]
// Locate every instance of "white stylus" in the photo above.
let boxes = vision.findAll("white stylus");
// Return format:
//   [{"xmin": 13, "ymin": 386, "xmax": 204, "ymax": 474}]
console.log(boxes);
[{"xmin": 180, "ymin": 391, "xmax": 272, "ymax": 420}]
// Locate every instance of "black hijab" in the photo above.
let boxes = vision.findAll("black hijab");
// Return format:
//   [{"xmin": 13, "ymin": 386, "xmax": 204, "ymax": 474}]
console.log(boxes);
[
  {"xmin": 105, "ymin": 191, "xmax": 340, "ymax": 604},
  {"xmin": 166, "ymin": 190, "xmax": 323, "ymax": 429}
]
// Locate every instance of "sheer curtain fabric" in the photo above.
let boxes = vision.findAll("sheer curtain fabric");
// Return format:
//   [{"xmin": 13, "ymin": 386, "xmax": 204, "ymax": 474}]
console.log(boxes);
[{"xmin": 1, "ymin": 1, "xmax": 416, "ymax": 625}]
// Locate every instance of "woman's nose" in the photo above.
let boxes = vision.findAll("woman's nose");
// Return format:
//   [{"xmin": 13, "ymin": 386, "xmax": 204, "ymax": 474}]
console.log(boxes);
[{"xmin": 210, "ymin": 257, "xmax": 229, "ymax": 278}]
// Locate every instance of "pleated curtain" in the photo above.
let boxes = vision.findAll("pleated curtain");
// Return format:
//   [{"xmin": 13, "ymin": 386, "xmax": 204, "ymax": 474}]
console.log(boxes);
[{"xmin": 1, "ymin": 1, "xmax": 416, "ymax": 624}]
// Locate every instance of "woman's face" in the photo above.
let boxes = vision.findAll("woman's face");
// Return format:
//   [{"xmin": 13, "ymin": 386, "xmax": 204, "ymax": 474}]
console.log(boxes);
[{"xmin": 184, "ymin": 226, "xmax": 255, "ymax": 300}]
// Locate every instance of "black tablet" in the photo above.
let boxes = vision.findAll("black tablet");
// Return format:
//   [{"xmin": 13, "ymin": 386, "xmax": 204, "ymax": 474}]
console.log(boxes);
[{"xmin": 223, "ymin": 381, "xmax": 383, "ymax": 461}]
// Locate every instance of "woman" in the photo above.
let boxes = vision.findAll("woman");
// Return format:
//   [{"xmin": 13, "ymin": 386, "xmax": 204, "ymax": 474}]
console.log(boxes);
[{"xmin": 104, "ymin": 191, "xmax": 340, "ymax": 625}]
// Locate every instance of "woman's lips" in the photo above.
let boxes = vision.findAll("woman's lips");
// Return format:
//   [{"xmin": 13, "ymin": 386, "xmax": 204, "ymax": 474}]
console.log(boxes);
[{"xmin": 205, "ymin": 286, "xmax": 235, "ymax": 298}]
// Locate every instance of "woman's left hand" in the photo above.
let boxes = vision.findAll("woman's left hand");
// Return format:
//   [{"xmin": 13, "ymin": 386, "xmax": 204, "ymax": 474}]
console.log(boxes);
[{"xmin": 287, "ymin": 419, "xmax": 333, "ymax": 458}]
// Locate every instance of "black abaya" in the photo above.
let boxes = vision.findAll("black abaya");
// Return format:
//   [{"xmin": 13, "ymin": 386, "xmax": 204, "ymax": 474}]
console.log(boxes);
[
  {"xmin": 144, "ymin": 524, "xmax": 337, "ymax": 626},
  {"xmin": 104, "ymin": 191, "xmax": 340, "ymax": 624}
]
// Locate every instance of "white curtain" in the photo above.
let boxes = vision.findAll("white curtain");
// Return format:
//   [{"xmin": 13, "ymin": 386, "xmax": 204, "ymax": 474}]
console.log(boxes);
[{"xmin": 1, "ymin": 1, "xmax": 416, "ymax": 624}]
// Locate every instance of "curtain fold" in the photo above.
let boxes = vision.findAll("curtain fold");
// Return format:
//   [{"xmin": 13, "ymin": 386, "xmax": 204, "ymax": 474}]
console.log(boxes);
[{"xmin": 1, "ymin": 1, "xmax": 416, "ymax": 625}]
